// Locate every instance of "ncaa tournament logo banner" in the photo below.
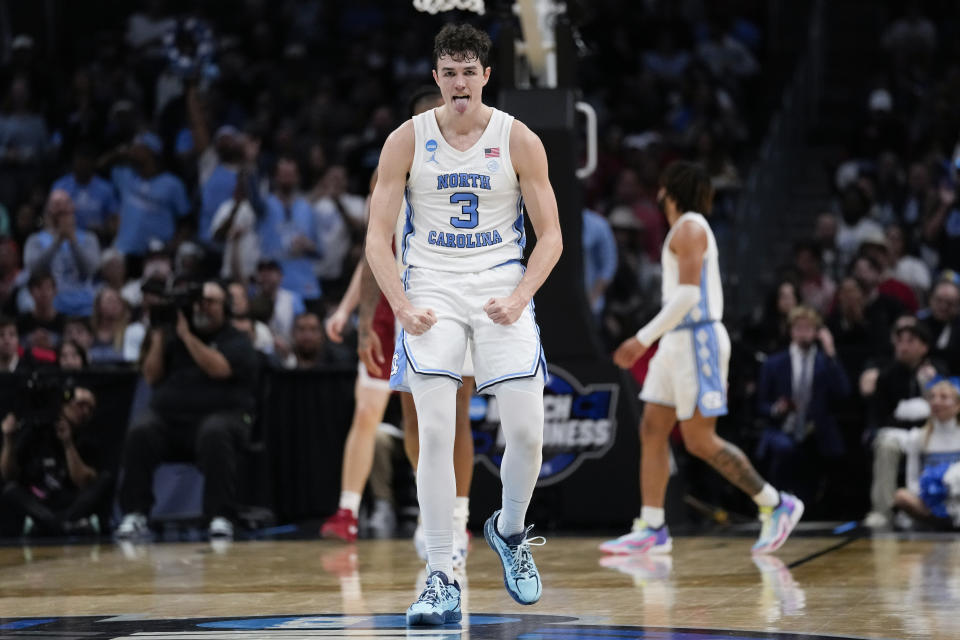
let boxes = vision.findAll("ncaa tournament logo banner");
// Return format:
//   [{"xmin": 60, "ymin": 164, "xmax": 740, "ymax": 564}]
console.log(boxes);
[{"xmin": 471, "ymin": 365, "xmax": 619, "ymax": 486}]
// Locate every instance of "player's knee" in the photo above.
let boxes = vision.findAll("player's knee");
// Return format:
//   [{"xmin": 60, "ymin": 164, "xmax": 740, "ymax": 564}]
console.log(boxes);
[
  {"xmin": 508, "ymin": 421, "xmax": 543, "ymax": 455},
  {"xmin": 640, "ymin": 416, "xmax": 669, "ymax": 444},
  {"xmin": 353, "ymin": 401, "xmax": 385, "ymax": 429},
  {"xmin": 680, "ymin": 431, "xmax": 714, "ymax": 460},
  {"xmin": 412, "ymin": 402, "xmax": 456, "ymax": 455},
  {"xmin": 417, "ymin": 420, "xmax": 454, "ymax": 456},
  {"xmin": 873, "ymin": 429, "xmax": 900, "ymax": 454},
  {"xmin": 495, "ymin": 379, "xmax": 544, "ymax": 447}
]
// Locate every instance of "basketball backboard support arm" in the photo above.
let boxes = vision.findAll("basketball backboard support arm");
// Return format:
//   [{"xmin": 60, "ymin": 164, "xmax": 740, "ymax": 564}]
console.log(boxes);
[{"xmin": 512, "ymin": 0, "xmax": 566, "ymax": 89}]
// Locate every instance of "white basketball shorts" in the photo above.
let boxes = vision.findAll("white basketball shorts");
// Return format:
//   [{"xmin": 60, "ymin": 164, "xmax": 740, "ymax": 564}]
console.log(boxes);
[
  {"xmin": 358, "ymin": 302, "xmax": 473, "ymax": 391},
  {"xmin": 390, "ymin": 262, "xmax": 546, "ymax": 394},
  {"xmin": 640, "ymin": 321, "xmax": 730, "ymax": 420}
]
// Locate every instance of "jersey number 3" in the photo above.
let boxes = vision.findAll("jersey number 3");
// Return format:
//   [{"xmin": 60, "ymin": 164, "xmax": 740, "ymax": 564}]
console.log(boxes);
[{"xmin": 449, "ymin": 193, "xmax": 478, "ymax": 229}]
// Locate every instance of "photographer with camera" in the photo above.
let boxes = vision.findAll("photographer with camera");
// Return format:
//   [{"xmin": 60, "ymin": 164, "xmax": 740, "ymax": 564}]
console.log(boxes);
[
  {"xmin": 115, "ymin": 280, "xmax": 257, "ymax": 540},
  {"xmin": 1, "ymin": 385, "xmax": 109, "ymax": 536}
]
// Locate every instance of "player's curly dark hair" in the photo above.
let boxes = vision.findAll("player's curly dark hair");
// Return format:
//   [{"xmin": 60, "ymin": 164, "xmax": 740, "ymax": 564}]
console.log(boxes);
[
  {"xmin": 433, "ymin": 23, "xmax": 492, "ymax": 69},
  {"xmin": 660, "ymin": 161, "xmax": 714, "ymax": 215}
]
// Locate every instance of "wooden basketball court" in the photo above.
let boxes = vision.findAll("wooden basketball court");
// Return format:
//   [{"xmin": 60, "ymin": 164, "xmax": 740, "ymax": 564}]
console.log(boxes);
[{"xmin": 1, "ymin": 534, "xmax": 956, "ymax": 639}]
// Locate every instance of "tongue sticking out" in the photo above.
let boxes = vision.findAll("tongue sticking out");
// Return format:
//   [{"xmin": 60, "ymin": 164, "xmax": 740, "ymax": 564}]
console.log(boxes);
[{"xmin": 452, "ymin": 96, "xmax": 469, "ymax": 113}]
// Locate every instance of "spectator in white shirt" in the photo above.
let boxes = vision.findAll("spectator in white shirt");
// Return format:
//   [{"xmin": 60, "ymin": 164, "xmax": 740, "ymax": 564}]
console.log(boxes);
[
  {"xmin": 211, "ymin": 168, "xmax": 260, "ymax": 282},
  {"xmin": 252, "ymin": 258, "xmax": 304, "ymax": 359},
  {"xmin": 312, "ymin": 165, "xmax": 366, "ymax": 293},
  {"xmin": 226, "ymin": 281, "xmax": 273, "ymax": 355},
  {"xmin": 886, "ymin": 223, "xmax": 931, "ymax": 300},
  {"xmin": 836, "ymin": 184, "xmax": 884, "ymax": 270}
]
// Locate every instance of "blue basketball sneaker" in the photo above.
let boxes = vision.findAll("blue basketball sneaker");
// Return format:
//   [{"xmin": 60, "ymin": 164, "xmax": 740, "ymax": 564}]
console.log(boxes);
[
  {"xmin": 752, "ymin": 492, "xmax": 804, "ymax": 554},
  {"xmin": 406, "ymin": 570, "xmax": 462, "ymax": 626},
  {"xmin": 483, "ymin": 510, "xmax": 546, "ymax": 605}
]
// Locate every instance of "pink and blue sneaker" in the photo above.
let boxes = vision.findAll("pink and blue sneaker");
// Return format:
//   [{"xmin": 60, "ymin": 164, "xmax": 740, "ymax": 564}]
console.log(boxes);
[
  {"xmin": 752, "ymin": 492, "xmax": 804, "ymax": 554},
  {"xmin": 599, "ymin": 519, "xmax": 672, "ymax": 555}
]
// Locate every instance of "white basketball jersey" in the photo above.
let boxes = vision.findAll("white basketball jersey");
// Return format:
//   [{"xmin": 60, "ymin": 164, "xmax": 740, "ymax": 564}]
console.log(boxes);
[
  {"xmin": 403, "ymin": 108, "xmax": 524, "ymax": 272},
  {"xmin": 661, "ymin": 212, "xmax": 723, "ymax": 326}
]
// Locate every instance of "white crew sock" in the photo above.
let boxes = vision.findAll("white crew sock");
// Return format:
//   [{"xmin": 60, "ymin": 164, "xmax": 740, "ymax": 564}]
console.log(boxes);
[
  {"xmin": 339, "ymin": 491, "xmax": 362, "ymax": 518},
  {"xmin": 453, "ymin": 496, "xmax": 469, "ymax": 532},
  {"xmin": 753, "ymin": 483, "xmax": 780, "ymax": 508},
  {"xmin": 640, "ymin": 506, "xmax": 665, "ymax": 529}
]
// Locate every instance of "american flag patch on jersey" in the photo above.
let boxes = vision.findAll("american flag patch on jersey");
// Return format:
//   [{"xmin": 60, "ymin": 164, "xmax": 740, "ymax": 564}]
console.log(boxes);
[{"xmin": 484, "ymin": 147, "xmax": 500, "ymax": 158}]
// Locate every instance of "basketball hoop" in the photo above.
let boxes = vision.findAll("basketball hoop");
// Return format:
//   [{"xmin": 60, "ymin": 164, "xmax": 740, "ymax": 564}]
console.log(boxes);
[{"xmin": 412, "ymin": 0, "xmax": 485, "ymax": 15}]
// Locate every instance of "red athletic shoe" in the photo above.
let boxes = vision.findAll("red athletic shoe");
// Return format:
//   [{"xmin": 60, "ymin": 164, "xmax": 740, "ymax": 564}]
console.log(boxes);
[{"xmin": 321, "ymin": 508, "xmax": 359, "ymax": 542}]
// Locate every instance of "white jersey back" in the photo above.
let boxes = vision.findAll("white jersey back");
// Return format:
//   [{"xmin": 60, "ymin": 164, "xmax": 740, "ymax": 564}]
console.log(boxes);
[
  {"xmin": 661, "ymin": 212, "xmax": 723, "ymax": 326},
  {"xmin": 402, "ymin": 107, "xmax": 524, "ymax": 272}
]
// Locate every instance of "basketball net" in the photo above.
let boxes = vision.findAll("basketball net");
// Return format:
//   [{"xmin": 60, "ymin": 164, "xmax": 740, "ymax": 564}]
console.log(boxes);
[{"xmin": 412, "ymin": 0, "xmax": 485, "ymax": 15}]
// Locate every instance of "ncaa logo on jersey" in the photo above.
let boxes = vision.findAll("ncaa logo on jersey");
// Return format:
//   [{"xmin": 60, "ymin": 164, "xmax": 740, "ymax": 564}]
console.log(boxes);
[
  {"xmin": 487, "ymin": 159, "xmax": 499, "ymax": 172},
  {"xmin": 471, "ymin": 365, "xmax": 618, "ymax": 486},
  {"xmin": 391, "ymin": 352, "xmax": 399, "ymax": 376},
  {"xmin": 425, "ymin": 139, "xmax": 439, "ymax": 164}
]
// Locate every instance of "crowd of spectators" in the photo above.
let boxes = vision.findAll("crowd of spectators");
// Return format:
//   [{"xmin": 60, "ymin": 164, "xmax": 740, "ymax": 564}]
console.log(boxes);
[
  {"xmin": 738, "ymin": 1, "xmax": 960, "ymax": 527},
  {"xmin": 579, "ymin": 0, "xmax": 766, "ymax": 344},
  {"xmin": 0, "ymin": 0, "xmax": 770, "ymax": 368},
  {"xmin": 0, "ymin": 0, "xmax": 794, "ymax": 538}
]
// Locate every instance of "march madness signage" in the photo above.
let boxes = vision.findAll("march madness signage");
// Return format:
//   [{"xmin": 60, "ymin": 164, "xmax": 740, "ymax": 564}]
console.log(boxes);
[{"xmin": 471, "ymin": 365, "xmax": 619, "ymax": 486}]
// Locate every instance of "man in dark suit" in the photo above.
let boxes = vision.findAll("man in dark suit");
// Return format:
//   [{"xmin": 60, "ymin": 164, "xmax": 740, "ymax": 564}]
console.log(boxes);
[{"xmin": 756, "ymin": 306, "xmax": 851, "ymax": 505}]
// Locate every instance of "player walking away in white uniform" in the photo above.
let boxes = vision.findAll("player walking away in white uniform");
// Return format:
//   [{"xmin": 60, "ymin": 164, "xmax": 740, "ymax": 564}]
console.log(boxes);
[
  {"xmin": 602, "ymin": 161, "xmax": 803, "ymax": 557},
  {"xmin": 321, "ymin": 88, "xmax": 475, "ymax": 572},
  {"xmin": 366, "ymin": 24, "xmax": 562, "ymax": 626}
]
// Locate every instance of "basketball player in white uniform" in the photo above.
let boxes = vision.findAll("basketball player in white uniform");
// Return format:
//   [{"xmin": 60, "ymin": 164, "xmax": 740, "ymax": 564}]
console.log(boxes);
[
  {"xmin": 602, "ymin": 161, "xmax": 803, "ymax": 556},
  {"xmin": 322, "ymin": 89, "xmax": 477, "ymax": 572},
  {"xmin": 366, "ymin": 24, "xmax": 562, "ymax": 625}
]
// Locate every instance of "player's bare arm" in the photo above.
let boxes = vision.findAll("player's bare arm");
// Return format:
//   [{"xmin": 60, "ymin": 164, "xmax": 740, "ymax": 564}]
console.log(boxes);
[
  {"xmin": 355, "ymin": 254, "xmax": 389, "ymax": 374},
  {"xmin": 328, "ymin": 169, "xmax": 384, "ymax": 344},
  {"xmin": 366, "ymin": 121, "xmax": 437, "ymax": 336},
  {"xmin": 355, "ymin": 168, "xmax": 388, "ymax": 373},
  {"xmin": 613, "ymin": 220, "xmax": 707, "ymax": 368},
  {"xmin": 325, "ymin": 259, "xmax": 364, "ymax": 343},
  {"xmin": 483, "ymin": 121, "xmax": 562, "ymax": 325}
]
